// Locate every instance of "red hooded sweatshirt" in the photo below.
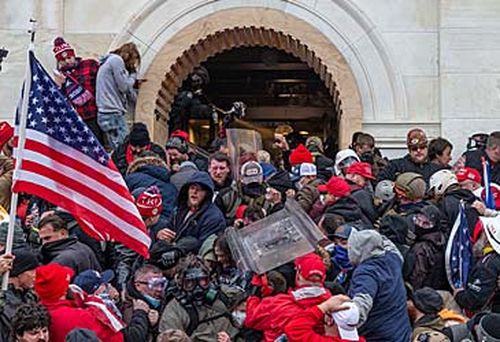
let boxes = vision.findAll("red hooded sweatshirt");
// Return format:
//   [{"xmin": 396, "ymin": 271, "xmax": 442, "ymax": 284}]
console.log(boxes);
[{"xmin": 245, "ymin": 286, "xmax": 332, "ymax": 342}]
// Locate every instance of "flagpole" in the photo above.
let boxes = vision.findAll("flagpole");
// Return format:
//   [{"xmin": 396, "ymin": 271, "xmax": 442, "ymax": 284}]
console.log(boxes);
[{"xmin": 2, "ymin": 19, "xmax": 37, "ymax": 291}]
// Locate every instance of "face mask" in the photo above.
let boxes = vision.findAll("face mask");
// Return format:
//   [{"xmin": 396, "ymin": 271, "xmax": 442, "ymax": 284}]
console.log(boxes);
[
  {"xmin": 332, "ymin": 245, "xmax": 353, "ymax": 270},
  {"xmin": 232, "ymin": 311, "xmax": 246, "ymax": 327},
  {"xmin": 143, "ymin": 294, "xmax": 161, "ymax": 309}
]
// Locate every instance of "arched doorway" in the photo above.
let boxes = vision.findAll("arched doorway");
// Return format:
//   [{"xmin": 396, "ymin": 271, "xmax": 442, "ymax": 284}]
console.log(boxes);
[
  {"xmin": 152, "ymin": 26, "xmax": 345, "ymax": 149},
  {"xmin": 171, "ymin": 44, "xmax": 342, "ymax": 152}
]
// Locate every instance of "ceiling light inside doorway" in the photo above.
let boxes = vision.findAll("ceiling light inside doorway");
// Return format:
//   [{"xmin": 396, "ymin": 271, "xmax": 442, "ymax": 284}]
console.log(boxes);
[
  {"xmin": 299, "ymin": 131, "xmax": 309, "ymax": 135},
  {"xmin": 201, "ymin": 125, "xmax": 210, "ymax": 129}
]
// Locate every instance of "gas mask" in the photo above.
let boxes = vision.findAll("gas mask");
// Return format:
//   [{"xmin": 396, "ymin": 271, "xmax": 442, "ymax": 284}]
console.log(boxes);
[{"xmin": 181, "ymin": 267, "xmax": 213, "ymax": 305}]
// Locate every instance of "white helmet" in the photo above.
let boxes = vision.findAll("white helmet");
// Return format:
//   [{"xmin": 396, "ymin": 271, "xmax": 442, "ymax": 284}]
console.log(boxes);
[
  {"xmin": 375, "ymin": 180, "xmax": 395, "ymax": 202},
  {"xmin": 429, "ymin": 169, "xmax": 458, "ymax": 197},
  {"xmin": 334, "ymin": 149, "xmax": 360, "ymax": 176}
]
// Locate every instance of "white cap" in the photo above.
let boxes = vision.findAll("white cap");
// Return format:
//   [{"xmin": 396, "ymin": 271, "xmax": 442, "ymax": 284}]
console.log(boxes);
[
  {"xmin": 332, "ymin": 302, "xmax": 360, "ymax": 341},
  {"xmin": 299, "ymin": 163, "xmax": 317, "ymax": 177}
]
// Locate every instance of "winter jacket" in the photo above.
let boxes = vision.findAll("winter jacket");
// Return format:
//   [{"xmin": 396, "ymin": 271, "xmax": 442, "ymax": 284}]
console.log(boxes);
[
  {"xmin": 403, "ymin": 230, "xmax": 448, "ymax": 290},
  {"xmin": 125, "ymin": 156, "xmax": 177, "ymax": 222},
  {"xmin": 169, "ymin": 171, "xmax": 226, "ymax": 251},
  {"xmin": 41, "ymin": 236, "xmax": 102, "ymax": 275},
  {"xmin": 0, "ymin": 155, "xmax": 13, "ymax": 211},
  {"xmin": 436, "ymin": 187, "xmax": 480, "ymax": 236},
  {"xmin": 0, "ymin": 286, "xmax": 37, "ymax": 340},
  {"xmin": 284, "ymin": 305, "xmax": 367, "ymax": 342},
  {"xmin": 377, "ymin": 154, "xmax": 444, "ymax": 183},
  {"xmin": 313, "ymin": 152, "xmax": 335, "ymax": 182},
  {"xmin": 349, "ymin": 183, "xmax": 378, "ymax": 223},
  {"xmin": 43, "ymin": 298, "xmax": 124, "ymax": 342},
  {"xmin": 325, "ymin": 196, "xmax": 373, "ymax": 229},
  {"xmin": 96, "ymin": 53, "xmax": 136, "ymax": 114},
  {"xmin": 216, "ymin": 182, "xmax": 267, "ymax": 225},
  {"xmin": 463, "ymin": 148, "xmax": 500, "ymax": 185},
  {"xmin": 348, "ymin": 230, "xmax": 411, "ymax": 342},
  {"xmin": 121, "ymin": 280, "xmax": 161, "ymax": 339},
  {"xmin": 159, "ymin": 296, "xmax": 238, "ymax": 341},
  {"xmin": 455, "ymin": 251, "xmax": 500, "ymax": 313},
  {"xmin": 245, "ymin": 286, "xmax": 332, "ymax": 342},
  {"xmin": 295, "ymin": 178, "xmax": 323, "ymax": 213},
  {"xmin": 112, "ymin": 139, "xmax": 167, "ymax": 176}
]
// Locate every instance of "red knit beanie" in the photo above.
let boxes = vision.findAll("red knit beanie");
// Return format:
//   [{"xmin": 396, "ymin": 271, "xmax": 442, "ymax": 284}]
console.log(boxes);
[
  {"xmin": 35, "ymin": 263, "xmax": 74, "ymax": 303},
  {"xmin": 289, "ymin": 144, "xmax": 314, "ymax": 166},
  {"xmin": 53, "ymin": 37, "xmax": 75, "ymax": 62}
]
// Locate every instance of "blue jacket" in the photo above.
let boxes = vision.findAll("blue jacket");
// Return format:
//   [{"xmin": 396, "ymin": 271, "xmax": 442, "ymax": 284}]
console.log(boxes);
[
  {"xmin": 348, "ymin": 230, "xmax": 411, "ymax": 342},
  {"xmin": 125, "ymin": 164, "xmax": 177, "ymax": 222},
  {"xmin": 169, "ymin": 171, "xmax": 226, "ymax": 251}
]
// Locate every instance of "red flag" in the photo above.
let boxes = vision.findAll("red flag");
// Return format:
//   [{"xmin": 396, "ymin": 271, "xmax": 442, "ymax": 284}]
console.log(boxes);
[{"xmin": 13, "ymin": 52, "xmax": 150, "ymax": 257}]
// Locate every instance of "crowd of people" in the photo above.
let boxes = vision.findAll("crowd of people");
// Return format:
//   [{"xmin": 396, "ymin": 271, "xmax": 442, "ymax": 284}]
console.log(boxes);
[{"xmin": 0, "ymin": 36, "xmax": 498, "ymax": 342}]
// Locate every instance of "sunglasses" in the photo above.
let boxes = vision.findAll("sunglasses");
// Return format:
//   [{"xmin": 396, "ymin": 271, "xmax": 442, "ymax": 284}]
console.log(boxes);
[{"xmin": 409, "ymin": 144, "xmax": 427, "ymax": 152}]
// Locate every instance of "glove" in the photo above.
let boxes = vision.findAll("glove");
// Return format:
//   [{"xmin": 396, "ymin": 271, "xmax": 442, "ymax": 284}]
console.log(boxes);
[{"xmin": 160, "ymin": 250, "xmax": 180, "ymax": 269}]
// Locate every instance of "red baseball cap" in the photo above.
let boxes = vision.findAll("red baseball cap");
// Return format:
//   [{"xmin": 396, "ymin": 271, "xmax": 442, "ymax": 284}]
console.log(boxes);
[
  {"xmin": 35, "ymin": 263, "xmax": 74, "ymax": 303},
  {"xmin": 456, "ymin": 167, "xmax": 482, "ymax": 184},
  {"xmin": 0, "ymin": 121, "xmax": 13, "ymax": 150},
  {"xmin": 317, "ymin": 176, "xmax": 351, "ymax": 198},
  {"xmin": 346, "ymin": 162, "xmax": 375, "ymax": 180},
  {"xmin": 170, "ymin": 129, "xmax": 189, "ymax": 142},
  {"xmin": 295, "ymin": 253, "xmax": 326, "ymax": 282}
]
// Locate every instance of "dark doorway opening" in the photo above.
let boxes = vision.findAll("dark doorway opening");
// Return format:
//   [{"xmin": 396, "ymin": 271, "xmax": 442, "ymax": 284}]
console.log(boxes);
[{"xmin": 181, "ymin": 46, "xmax": 339, "ymax": 152}]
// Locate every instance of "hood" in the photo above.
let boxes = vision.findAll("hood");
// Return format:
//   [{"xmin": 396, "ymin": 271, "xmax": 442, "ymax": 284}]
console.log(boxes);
[
  {"xmin": 347, "ymin": 229, "xmax": 385, "ymax": 265},
  {"xmin": 291, "ymin": 286, "xmax": 331, "ymax": 307},
  {"xmin": 99, "ymin": 53, "xmax": 112, "ymax": 66},
  {"xmin": 134, "ymin": 164, "xmax": 171, "ymax": 184},
  {"xmin": 445, "ymin": 187, "xmax": 477, "ymax": 202},
  {"xmin": 177, "ymin": 171, "xmax": 215, "ymax": 207},
  {"xmin": 334, "ymin": 149, "xmax": 359, "ymax": 176},
  {"xmin": 126, "ymin": 155, "xmax": 168, "ymax": 175}
]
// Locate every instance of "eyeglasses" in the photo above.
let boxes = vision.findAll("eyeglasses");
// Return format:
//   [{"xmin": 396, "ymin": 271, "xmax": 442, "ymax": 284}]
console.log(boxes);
[
  {"xmin": 409, "ymin": 144, "xmax": 427, "ymax": 152},
  {"xmin": 136, "ymin": 276, "xmax": 168, "ymax": 290}
]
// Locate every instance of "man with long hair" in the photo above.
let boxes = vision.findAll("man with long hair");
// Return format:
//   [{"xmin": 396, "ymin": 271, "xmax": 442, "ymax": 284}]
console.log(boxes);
[{"xmin": 96, "ymin": 42, "xmax": 142, "ymax": 150}]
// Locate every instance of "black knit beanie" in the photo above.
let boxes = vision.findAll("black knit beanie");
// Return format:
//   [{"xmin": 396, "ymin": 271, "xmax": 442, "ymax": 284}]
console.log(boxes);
[
  {"xmin": 413, "ymin": 287, "xmax": 444, "ymax": 315},
  {"xmin": 11, "ymin": 247, "xmax": 40, "ymax": 277},
  {"xmin": 129, "ymin": 123, "xmax": 150, "ymax": 147}
]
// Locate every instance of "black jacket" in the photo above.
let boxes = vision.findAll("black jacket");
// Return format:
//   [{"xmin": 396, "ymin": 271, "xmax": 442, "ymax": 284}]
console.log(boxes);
[
  {"xmin": 455, "ymin": 251, "xmax": 500, "ymax": 313},
  {"xmin": 377, "ymin": 154, "xmax": 444, "ymax": 183},
  {"xmin": 436, "ymin": 187, "xmax": 480, "ymax": 236},
  {"xmin": 112, "ymin": 139, "xmax": 166, "ymax": 176},
  {"xmin": 325, "ymin": 196, "xmax": 373, "ymax": 229},
  {"xmin": 403, "ymin": 230, "xmax": 448, "ymax": 290},
  {"xmin": 0, "ymin": 286, "xmax": 38, "ymax": 341},
  {"xmin": 464, "ymin": 148, "xmax": 500, "ymax": 185},
  {"xmin": 41, "ymin": 236, "xmax": 102, "ymax": 275},
  {"xmin": 349, "ymin": 183, "xmax": 378, "ymax": 223}
]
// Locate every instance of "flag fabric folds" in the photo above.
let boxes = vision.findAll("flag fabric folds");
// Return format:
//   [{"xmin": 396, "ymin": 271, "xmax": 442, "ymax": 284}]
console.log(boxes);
[
  {"xmin": 13, "ymin": 52, "xmax": 150, "ymax": 257},
  {"xmin": 445, "ymin": 202, "xmax": 473, "ymax": 290},
  {"xmin": 482, "ymin": 157, "xmax": 496, "ymax": 210}
]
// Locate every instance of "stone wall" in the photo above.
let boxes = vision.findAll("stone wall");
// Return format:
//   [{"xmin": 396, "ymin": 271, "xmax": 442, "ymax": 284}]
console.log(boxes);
[{"xmin": 1, "ymin": 0, "xmax": 499, "ymax": 157}]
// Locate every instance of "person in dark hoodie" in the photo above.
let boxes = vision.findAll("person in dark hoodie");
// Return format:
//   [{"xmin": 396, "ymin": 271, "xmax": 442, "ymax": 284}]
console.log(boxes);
[
  {"xmin": 347, "ymin": 229, "xmax": 412, "ymax": 342},
  {"xmin": 377, "ymin": 128, "xmax": 444, "ymax": 184},
  {"xmin": 403, "ymin": 204, "xmax": 449, "ymax": 290},
  {"xmin": 125, "ymin": 153, "xmax": 177, "ymax": 223},
  {"xmin": 112, "ymin": 122, "xmax": 166, "ymax": 176},
  {"xmin": 162, "ymin": 171, "xmax": 226, "ymax": 255},
  {"xmin": 344, "ymin": 162, "xmax": 378, "ymax": 222},
  {"xmin": 38, "ymin": 214, "xmax": 101, "ymax": 275},
  {"xmin": 428, "ymin": 169, "xmax": 481, "ymax": 236},
  {"xmin": 265, "ymin": 169, "xmax": 295, "ymax": 214}
]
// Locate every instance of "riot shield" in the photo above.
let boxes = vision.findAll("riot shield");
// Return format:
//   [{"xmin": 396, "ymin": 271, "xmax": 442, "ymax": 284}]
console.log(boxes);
[
  {"xmin": 226, "ymin": 128, "xmax": 263, "ymax": 181},
  {"xmin": 226, "ymin": 199, "xmax": 325, "ymax": 274}
]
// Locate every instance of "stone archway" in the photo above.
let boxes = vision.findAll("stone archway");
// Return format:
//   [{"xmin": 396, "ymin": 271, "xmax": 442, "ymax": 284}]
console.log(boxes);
[
  {"xmin": 155, "ymin": 26, "xmax": 343, "ymax": 139},
  {"xmin": 125, "ymin": 5, "xmax": 386, "ymax": 147}
]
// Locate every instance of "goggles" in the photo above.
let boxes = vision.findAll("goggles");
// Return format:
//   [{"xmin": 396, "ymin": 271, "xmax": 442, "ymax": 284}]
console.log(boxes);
[
  {"xmin": 182, "ymin": 268, "xmax": 210, "ymax": 291},
  {"xmin": 137, "ymin": 276, "xmax": 168, "ymax": 291}
]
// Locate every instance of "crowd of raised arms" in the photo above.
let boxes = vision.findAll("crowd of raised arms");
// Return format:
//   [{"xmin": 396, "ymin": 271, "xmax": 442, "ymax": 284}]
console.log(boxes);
[{"xmin": 0, "ymin": 37, "xmax": 499, "ymax": 342}]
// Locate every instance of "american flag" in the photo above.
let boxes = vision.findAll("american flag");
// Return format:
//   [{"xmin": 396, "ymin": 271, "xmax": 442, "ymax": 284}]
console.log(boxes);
[
  {"xmin": 482, "ymin": 157, "xmax": 496, "ymax": 210},
  {"xmin": 13, "ymin": 52, "xmax": 150, "ymax": 256},
  {"xmin": 445, "ymin": 202, "xmax": 472, "ymax": 290}
]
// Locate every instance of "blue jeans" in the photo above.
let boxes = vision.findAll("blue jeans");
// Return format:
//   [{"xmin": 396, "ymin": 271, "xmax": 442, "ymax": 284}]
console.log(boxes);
[{"xmin": 97, "ymin": 111, "xmax": 129, "ymax": 151}]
